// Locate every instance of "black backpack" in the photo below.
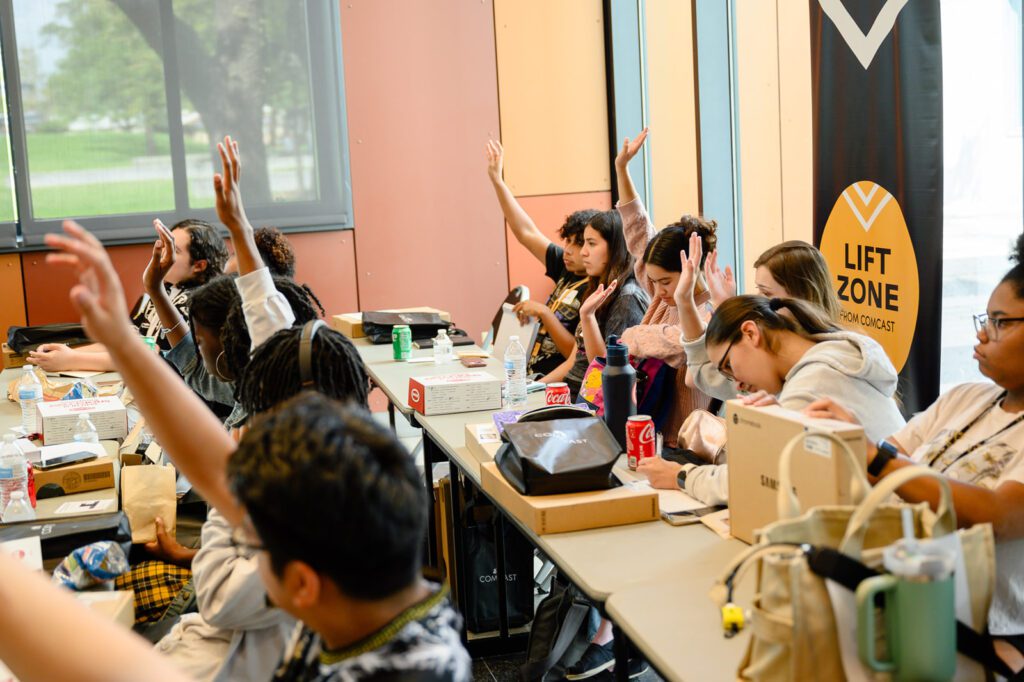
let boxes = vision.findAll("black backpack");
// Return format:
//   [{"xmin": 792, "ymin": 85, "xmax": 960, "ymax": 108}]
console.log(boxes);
[{"xmin": 519, "ymin": 572, "xmax": 591, "ymax": 681}]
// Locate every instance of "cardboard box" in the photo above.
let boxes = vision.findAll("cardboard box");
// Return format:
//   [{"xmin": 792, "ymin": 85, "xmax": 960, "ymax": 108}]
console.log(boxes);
[
  {"xmin": 36, "ymin": 396, "xmax": 128, "ymax": 445},
  {"xmin": 480, "ymin": 462, "xmax": 658, "ymax": 535},
  {"xmin": 331, "ymin": 307, "xmax": 452, "ymax": 339},
  {"xmin": 465, "ymin": 422, "xmax": 502, "ymax": 465},
  {"xmin": 726, "ymin": 401, "xmax": 867, "ymax": 544},
  {"xmin": 75, "ymin": 590, "xmax": 135, "ymax": 629},
  {"xmin": 408, "ymin": 371, "xmax": 502, "ymax": 416},
  {"xmin": 32, "ymin": 456, "xmax": 115, "ymax": 496},
  {"xmin": 2, "ymin": 343, "xmax": 27, "ymax": 369}
]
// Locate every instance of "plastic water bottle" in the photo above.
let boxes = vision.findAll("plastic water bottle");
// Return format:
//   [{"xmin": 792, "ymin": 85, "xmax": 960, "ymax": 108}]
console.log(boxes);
[
  {"xmin": 434, "ymin": 329, "xmax": 453, "ymax": 365},
  {"xmin": 3, "ymin": 491, "xmax": 35, "ymax": 523},
  {"xmin": 72, "ymin": 414, "xmax": 99, "ymax": 444},
  {"xmin": 504, "ymin": 335, "xmax": 527, "ymax": 408},
  {"xmin": 17, "ymin": 366, "xmax": 42, "ymax": 434},
  {"xmin": 0, "ymin": 435, "xmax": 29, "ymax": 517}
]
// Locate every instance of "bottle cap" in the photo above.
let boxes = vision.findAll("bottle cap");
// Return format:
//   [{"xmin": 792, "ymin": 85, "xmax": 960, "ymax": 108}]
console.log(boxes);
[
  {"xmin": 509, "ymin": 335, "xmax": 519, "ymax": 342},
  {"xmin": 10, "ymin": 491, "xmax": 23, "ymax": 500}
]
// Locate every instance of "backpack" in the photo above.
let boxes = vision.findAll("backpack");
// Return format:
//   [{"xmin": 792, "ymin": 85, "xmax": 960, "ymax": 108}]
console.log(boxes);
[
  {"xmin": 519, "ymin": 573, "xmax": 592, "ymax": 681},
  {"xmin": 578, "ymin": 355, "xmax": 677, "ymax": 431}
]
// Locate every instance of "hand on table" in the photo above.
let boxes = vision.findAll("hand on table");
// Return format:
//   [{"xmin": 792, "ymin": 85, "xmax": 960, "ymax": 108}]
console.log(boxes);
[
  {"xmin": 637, "ymin": 457, "xmax": 683, "ymax": 490},
  {"xmin": 27, "ymin": 343, "xmax": 77, "ymax": 372},
  {"xmin": 740, "ymin": 390, "xmax": 779, "ymax": 408}
]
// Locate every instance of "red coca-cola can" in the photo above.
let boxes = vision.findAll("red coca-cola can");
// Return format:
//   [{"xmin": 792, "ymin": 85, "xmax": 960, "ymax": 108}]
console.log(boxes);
[
  {"xmin": 627, "ymin": 415, "xmax": 655, "ymax": 470},
  {"xmin": 545, "ymin": 382, "xmax": 571, "ymax": 406}
]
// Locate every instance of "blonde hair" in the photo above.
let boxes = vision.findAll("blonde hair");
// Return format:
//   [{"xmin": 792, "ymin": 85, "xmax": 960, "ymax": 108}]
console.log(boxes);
[{"xmin": 754, "ymin": 241, "xmax": 842, "ymax": 322}]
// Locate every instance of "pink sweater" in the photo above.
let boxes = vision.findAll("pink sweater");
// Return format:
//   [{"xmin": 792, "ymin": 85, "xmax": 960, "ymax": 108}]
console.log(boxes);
[{"xmin": 617, "ymin": 198, "xmax": 710, "ymax": 446}]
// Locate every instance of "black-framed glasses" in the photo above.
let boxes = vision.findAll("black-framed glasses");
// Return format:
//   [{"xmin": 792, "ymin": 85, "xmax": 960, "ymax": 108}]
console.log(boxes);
[
  {"xmin": 973, "ymin": 313, "xmax": 1024, "ymax": 341},
  {"xmin": 230, "ymin": 525, "xmax": 266, "ymax": 555},
  {"xmin": 716, "ymin": 337, "xmax": 739, "ymax": 381}
]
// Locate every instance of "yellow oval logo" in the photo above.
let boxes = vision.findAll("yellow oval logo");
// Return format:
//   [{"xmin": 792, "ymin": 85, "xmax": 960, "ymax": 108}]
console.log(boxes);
[{"xmin": 819, "ymin": 181, "xmax": 919, "ymax": 372}]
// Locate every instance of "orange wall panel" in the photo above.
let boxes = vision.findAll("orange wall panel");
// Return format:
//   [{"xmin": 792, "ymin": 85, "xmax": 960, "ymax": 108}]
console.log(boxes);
[
  {"xmin": 340, "ymin": 0, "xmax": 506, "ymax": 338},
  {"xmin": 289, "ymin": 231, "xmax": 358, "ymax": 316},
  {"xmin": 23, "ymin": 244, "xmax": 152, "ymax": 326},
  {"xmin": 507, "ymin": 191, "xmax": 612, "ymax": 306},
  {"xmin": 0, "ymin": 254, "xmax": 27, "ymax": 333}
]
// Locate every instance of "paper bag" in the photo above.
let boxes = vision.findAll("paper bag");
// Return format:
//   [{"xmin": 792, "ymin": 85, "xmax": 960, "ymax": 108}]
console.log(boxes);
[{"xmin": 121, "ymin": 464, "xmax": 176, "ymax": 544}]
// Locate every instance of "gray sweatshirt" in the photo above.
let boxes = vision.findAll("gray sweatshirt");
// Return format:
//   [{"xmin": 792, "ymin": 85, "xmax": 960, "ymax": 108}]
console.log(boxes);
[{"xmin": 681, "ymin": 330, "xmax": 906, "ymax": 505}]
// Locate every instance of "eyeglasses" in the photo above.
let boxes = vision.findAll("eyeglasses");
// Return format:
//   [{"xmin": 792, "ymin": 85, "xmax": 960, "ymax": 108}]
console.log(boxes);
[
  {"xmin": 973, "ymin": 313, "xmax": 1024, "ymax": 341},
  {"xmin": 230, "ymin": 525, "xmax": 266, "ymax": 555},
  {"xmin": 716, "ymin": 337, "xmax": 739, "ymax": 381}
]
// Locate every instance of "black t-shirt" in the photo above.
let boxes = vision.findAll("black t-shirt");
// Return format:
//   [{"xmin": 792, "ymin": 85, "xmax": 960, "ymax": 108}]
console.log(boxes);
[
  {"xmin": 528, "ymin": 244, "xmax": 586, "ymax": 376},
  {"xmin": 129, "ymin": 285, "xmax": 190, "ymax": 352}
]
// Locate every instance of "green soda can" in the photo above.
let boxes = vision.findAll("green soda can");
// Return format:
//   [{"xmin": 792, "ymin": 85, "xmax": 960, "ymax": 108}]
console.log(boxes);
[{"xmin": 392, "ymin": 325, "xmax": 412, "ymax": 361}]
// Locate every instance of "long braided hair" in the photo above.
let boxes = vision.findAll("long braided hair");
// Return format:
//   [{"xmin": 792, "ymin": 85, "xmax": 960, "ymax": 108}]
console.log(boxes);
[
  {"xmin": 238, "ymin": 325, "xmax": 370, "ymax": 415},
  {"xmin": 220, "ymin": 276, "xmax": 325, "ymax": 385}
]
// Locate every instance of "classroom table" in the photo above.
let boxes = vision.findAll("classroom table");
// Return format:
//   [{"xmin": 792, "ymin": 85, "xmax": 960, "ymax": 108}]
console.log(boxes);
[
  {"xmin": 352, "ymin": 337, "xmax": 752, "ymax": 679},
  {"xmin": 0, "ymin": 368, "xmax": 122, "ymax": 521}
]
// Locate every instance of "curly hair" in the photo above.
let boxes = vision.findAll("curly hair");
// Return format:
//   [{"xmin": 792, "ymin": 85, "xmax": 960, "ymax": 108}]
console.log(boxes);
[
  {"xmin": 253, "ymin": 226, "xmax": 296, "ymax": 278},
  {"xmin": 237, "ymin": 325, "xmax": 369, "ymax": 415},
  {"xmin": 172, "ymin": 219, "xmax": 228, "ymax": 287},
  {"xmin": 558, "ymin": 209, "xmax": 601, "ymax": 246},
  {"xmin": 1002, "ymin": 233, "xmax": 1024, "ymax": 299},
  {"xmin": 229, "ymin": 393, "xmax": 425, "ymax": 600}
]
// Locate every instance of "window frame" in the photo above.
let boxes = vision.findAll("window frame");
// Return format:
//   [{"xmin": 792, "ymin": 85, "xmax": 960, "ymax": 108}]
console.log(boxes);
[{"xmin": 0, "ymin": 0, "xmax": 353, "ymax": 251}]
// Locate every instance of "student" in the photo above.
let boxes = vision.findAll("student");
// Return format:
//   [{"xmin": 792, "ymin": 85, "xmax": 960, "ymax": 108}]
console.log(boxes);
[
  {"xmin": 225, "ymin": 226, "xmax": 296, "ymax": 278},
  {"xmin": 31, "ymin": 220, "xmax": 470, "ymax": 680},
  {"xmin": 613, "ymin": 128, "xmax": 714, "ymax": 445},
  {"xmin": 27, "ymin": 218, "xmax": 227, "ymax": 372},
  {"xmin": 640, "ymin": 238, "xmax": 904, "ymax": 502},
  {"xmin": 690, "ymin": 238, "xmax": 846, "ymax": 400},
  {"xmin": 486, "ymin": 139, "xmax": 596, "ymax": 375},
  {"xmin": 804, "ymin": 237, "xmax": 1024, "ymax": 666},
  {"xmin": 542, "ymin": 209, "xmax": 650, "ymax": 396}
]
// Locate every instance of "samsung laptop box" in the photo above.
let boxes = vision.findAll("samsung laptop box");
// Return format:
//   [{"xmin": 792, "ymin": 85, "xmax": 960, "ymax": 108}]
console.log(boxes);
[{"xmin": 726, "ymin": 400, "xmax": 866, "ymax": 544}]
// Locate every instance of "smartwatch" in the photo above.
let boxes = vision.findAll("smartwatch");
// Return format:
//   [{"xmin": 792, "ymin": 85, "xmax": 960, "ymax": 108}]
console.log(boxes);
[
  {"xmin": 868, "ymin": 440, "xmax": 898, "ymax": 477},
  {"xmin": 676, "ymin": 464, "xmax": 693, "ymax": 491}
]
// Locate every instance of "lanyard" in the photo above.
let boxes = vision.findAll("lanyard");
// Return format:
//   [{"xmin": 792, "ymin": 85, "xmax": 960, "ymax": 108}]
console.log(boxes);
[{"xmin": 925, "ymin": 391, "xmax": 1024, "ymax": 472}]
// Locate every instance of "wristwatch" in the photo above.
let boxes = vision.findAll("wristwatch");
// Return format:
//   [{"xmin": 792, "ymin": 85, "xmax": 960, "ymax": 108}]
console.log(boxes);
[
  {"xmin": 676, "ymin": 464, "xmax": 693, "ymax": 491},
  {"xmin": 868, "ymin": 440, "xmax": 898, "ymax": 477}
]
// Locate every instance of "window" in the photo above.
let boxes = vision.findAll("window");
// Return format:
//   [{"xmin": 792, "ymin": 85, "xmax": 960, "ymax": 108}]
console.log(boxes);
[
  {"xmin": 0, "ymin": 0, "xmax": 352, "ymax": 249},
  {"xmin": 939, "ymin": 0, "xmax": 1023, "ymax": 391}
]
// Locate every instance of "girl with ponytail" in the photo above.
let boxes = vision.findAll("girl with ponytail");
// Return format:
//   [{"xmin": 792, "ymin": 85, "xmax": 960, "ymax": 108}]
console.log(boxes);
[{"xmin": 638, "ymin": 232, "xmax": 904, "ymax": 505}]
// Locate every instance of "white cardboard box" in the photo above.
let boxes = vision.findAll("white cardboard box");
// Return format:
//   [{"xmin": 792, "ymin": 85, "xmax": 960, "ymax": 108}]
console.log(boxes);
[
  {"xmin": 408, "ymin": 371, "xmax": 502, "ymax": 416},
  {"xmin": 36, "ymin": 397, "xmax": 128, "ymax": 446}
]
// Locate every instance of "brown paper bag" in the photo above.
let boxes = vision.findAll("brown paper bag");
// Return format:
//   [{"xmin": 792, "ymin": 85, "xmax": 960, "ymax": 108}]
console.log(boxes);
[{"xmin": 121, "ymin": 464, "xmax": 176, "ymax": 544}]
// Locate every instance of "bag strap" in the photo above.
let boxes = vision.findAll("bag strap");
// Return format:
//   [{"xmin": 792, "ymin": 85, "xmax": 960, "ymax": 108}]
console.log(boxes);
[
  {"xmin": 838, "ymin": 466, "xmax": 956, "ymax": 558},
  {"xmin": 710, "ymin": 542, "xmax": 805, "ymax": 608},
  {"xmin": 777, "ymin": 429, "xmax": 871, "ymax": 520},
  {"xmin": 519, "ymin": 599, "xmax": 589, "ymax": 681},
  {"xmin": 805, "ymin": 546, "xmax": 1013, "ymax": 678}
]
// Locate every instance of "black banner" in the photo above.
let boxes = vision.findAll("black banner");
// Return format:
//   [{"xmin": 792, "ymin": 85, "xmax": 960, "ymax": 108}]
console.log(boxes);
[{"xmin": 811, "ymin": 0, "xmax": 943, "ymax": 415}]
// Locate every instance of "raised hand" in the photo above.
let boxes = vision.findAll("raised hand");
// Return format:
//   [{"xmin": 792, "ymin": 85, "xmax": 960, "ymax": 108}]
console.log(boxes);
[
  {"xmin": 614, "ymin": 127, "xmax": 649, "ymax": 169},
  {"xmin": 44, "ymin": 221, "xmax": 134, "ymax": 348},
  {"xmin": 673, "ymin": 231, "xmax": 704, "ymax": 309},
  {"xmin": 141, "ymin": 219, "xmax": 175, "ymax": 295},
  {"xmin": 213, "ymin": 135, "xmax": 249, "ymax": 234},
  {"xmin": 486, "ymin": 139, "xmax": 504, "ymax": 182},
  {"xmin": 703, "ymin": 249, "xmax": 736, "ymax": 308},
  {"xmin": 579, "ymin": 280, "xmax": 618, "ymax": 319}
]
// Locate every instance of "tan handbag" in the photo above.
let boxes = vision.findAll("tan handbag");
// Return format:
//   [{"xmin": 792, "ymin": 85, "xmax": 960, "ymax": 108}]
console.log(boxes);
[
  {"xmin": 677, "ymin": 408, "xmax": 727, "ymax": 464},
  {"xmin": 711, "ymin": 431, "xmax": 996, "ymax": 681}
]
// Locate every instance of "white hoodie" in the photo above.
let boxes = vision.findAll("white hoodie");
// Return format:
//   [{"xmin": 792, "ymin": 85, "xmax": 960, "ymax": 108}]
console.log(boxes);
[{"xmin": 680, "ymin": 330, "xmax": 906, "ymax": 505}]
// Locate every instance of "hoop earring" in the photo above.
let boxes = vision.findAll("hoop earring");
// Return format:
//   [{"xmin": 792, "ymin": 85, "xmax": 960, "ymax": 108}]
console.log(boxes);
[{"xmin": 214, "ymin": 351, "xmax": 229, "ymax": 380}]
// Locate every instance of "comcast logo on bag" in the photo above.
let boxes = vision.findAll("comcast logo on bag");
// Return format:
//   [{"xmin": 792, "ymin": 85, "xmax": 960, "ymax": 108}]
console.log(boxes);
[
  {"xmin": 479, "ymin": 568, "xmax": 519, "ymax": 584},
  {"xmin": 532, "ymin": 430, "xmax": 587, "ymax": 446}
]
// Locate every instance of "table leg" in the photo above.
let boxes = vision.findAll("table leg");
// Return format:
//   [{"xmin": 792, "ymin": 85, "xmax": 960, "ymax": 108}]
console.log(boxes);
[
  {"xmin": 422, "ymin": 435, "xmax": 441, "ymax": 568},
  {"xmin": 612, "ymin": 625, "xmax": 631, "ymax": 682}
]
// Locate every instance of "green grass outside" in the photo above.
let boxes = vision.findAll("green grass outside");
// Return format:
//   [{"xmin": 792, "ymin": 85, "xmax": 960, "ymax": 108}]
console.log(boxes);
[
  {"xmin": 26, "ymin": 131, "xmax": 207, "ymax": 172},
  {"xmin": 0, "ymin": 179, "xmax": 175, "ymax": 222}
]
